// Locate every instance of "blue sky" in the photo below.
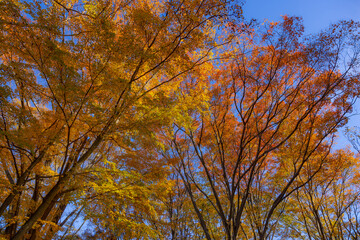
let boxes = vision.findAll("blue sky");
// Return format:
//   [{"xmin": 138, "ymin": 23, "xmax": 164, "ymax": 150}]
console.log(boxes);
[
  {"xmin": 243, "ymin": 0, "xmax": 360, "ymax": 33},
  {"xmin": 243, "ymin": 0, "xmax": 360, "ymax": 149}
]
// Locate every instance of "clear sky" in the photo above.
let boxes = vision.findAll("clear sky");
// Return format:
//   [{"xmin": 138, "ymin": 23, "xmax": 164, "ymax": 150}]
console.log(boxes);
[
  {"xmin": 243, "ymin": 0, "xmax": 360, "ymax": 33},
  {"xmin": 243, "ymin": 0, "xmax": 360, "ymax": 149}
]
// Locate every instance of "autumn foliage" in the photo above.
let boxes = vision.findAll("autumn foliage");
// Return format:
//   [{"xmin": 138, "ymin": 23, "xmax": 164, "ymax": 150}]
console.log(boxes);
[{"xmin": 0, "ymin": 0, "xmax": 360, "ymax": 239}]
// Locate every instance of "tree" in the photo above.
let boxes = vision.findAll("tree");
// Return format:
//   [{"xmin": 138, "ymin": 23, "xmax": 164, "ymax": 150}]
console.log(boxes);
[
  {"xmin": 1, "ymin": 1, "xmax": 360, "ymax": 239},
  {"xmin": 164, "ymin": 17, "xmax": 360, "ymax": 240},
  {"xmin": 280, "ymin": 149, "xmax": 360, "ymax": 239},
  {"xmin": 0, "ymin": 0, "xmax": 239, "ymax": 238}
]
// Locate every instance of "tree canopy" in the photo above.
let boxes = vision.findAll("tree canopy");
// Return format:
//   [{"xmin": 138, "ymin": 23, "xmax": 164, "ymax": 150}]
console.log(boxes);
[{"xmin": 0, "ymin": 1, "xmax": 360, "ymax": 239}]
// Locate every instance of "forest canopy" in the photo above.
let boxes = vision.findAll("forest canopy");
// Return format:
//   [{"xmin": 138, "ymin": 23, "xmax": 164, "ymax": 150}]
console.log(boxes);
[{"xmin": 0, "ymin": 0, "xmax": 360, "ymax": 239}]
